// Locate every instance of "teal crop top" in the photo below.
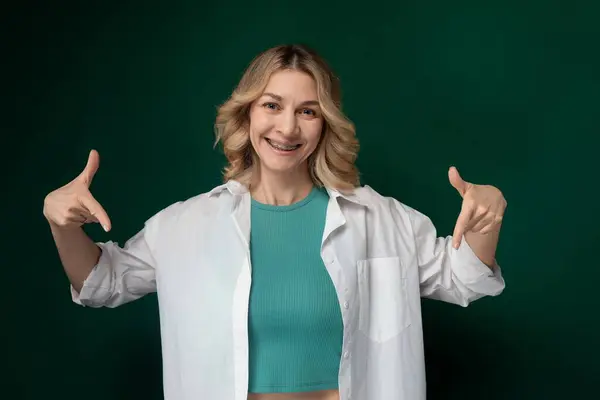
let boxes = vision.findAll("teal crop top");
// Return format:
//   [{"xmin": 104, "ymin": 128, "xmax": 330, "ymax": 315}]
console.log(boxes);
[{"xmin": 247, "ymin": 186, "xmax": 343, "ymax": 393}]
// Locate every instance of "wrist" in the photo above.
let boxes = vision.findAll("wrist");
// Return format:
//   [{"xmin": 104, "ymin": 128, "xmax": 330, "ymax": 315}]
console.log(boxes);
[{"xmin": 47, "ymin": 219, "xmax": 81, "ymax": 234}]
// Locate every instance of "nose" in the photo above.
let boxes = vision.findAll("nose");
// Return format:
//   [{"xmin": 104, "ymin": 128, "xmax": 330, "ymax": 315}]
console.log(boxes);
[{"xmin": 276, "ymin": 110, "xmax": 298, "ymax": 137}]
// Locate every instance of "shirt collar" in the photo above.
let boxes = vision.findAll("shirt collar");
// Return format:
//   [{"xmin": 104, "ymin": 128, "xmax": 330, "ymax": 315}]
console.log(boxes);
[
  {"xmin": 207, "ymin": 180, "xmax": 248, "ymax": 197},
  {"xmin": 208, "ymin": 180, "xmax": 368, "ymax": 207},
  {"xmin": 325, "ymin": 187, "xmax": 368, "ymax": 207}
]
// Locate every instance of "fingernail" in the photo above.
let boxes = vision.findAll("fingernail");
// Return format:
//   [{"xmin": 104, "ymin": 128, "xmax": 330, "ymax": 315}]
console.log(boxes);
[{"xmin": 103, "ymin": 225, "xmax": 108, "ymax": 232}]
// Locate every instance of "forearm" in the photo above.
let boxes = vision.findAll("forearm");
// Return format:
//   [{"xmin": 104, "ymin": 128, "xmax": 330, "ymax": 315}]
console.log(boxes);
[
  {"xmin": 48, "ymin": 222, "xmax": 102, "ymax": 292},
  {"xmin": 464, "ymin": 228, "xmax": 501, "ymax": 268}
]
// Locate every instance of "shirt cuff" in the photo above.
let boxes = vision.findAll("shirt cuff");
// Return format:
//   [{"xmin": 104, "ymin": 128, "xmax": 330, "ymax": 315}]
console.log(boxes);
[
  {"xmin": 70, "ymin": 242, "xmax": 114, "ymax": 306},
  {"xmin": 451, "ymin": 238, "xmax": 505, "ymax": 295}
]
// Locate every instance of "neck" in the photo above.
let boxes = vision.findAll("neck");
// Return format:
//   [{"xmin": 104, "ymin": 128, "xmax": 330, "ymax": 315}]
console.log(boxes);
[{"xmin": 250, "ymin": 166, "xmax": 314, "ymax": 206}]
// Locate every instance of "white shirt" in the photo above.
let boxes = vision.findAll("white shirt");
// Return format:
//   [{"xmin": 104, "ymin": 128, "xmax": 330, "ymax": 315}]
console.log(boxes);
[{"xmin": 71, "ymin": 180, "xmax": 505, "ymax": 400}]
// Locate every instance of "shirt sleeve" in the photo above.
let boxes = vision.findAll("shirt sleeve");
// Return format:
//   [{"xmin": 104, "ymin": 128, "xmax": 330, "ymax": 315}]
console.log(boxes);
[
  {"xmin": 405, "ymin": 204, "xmax": 506, "ymax": 307},
  {"xmin": 71, "ymin": 226, "xmax": 157, "ymax": 308}
]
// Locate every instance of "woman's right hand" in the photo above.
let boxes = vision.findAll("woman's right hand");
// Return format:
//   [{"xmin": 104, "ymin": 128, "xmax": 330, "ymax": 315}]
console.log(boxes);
[{"xmin": 43, "ymin": 149, "xmax": 112, "ymax": 232}]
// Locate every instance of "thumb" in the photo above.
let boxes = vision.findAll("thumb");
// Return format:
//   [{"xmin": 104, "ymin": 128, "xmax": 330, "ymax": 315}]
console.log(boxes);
[
  {"xmin": 448, "ymin": 166, "xmax": 468, "ymax": 197},
  {"xmin": 78, "ymin": 149, "xmax": 100, "ymax": 186}
]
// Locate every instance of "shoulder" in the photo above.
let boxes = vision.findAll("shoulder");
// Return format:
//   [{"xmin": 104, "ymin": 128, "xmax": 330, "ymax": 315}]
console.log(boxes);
[
  {"xmin": 349, "ymin": 185, "xmax": 414, "ymax": 214},
  {"xmin": 145, "ymin": 181, "xmax": 241, "ymax": 228},
  {"xmin": 345, "ymin": 185, "xmax": 425, "ymax": 231}
]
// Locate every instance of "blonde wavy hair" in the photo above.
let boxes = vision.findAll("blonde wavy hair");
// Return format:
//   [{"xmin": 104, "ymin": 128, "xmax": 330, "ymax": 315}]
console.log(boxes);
[{"xmin": 214, "ymin": 44, "xmax": 360, "ymax": 192}]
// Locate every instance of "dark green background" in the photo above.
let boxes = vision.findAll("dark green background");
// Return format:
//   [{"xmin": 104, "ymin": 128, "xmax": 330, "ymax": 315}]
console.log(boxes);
[{"xmin": 5, "ymin": 0, "xmax": 599, "ymax": 398}]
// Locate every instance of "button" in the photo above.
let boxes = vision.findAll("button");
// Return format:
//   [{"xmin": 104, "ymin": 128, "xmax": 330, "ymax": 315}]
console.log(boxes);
[
  {"xmin": 343, "ymin": 351, "xmax": 350, "ymax": 359},
  {"xmin": 343, "ymin": 301, "xmax": 349, "ymax": 309}
]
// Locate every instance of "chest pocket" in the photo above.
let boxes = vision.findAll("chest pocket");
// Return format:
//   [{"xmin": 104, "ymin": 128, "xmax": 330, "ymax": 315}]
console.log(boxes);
[{"xmin": 357, "ymin": 256, "xmax": 411, "ymax": 343}]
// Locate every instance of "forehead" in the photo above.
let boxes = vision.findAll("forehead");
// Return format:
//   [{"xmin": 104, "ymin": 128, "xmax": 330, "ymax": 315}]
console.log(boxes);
[{"xmin": 263, "ymin": 70, "xmax": 317, "ymax": 99}]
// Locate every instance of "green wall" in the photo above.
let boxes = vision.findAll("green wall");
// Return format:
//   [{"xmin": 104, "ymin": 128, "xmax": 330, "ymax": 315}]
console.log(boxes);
[{"xmin": 6, "ymin": 0, "xmax": 599, "ymax": 398}]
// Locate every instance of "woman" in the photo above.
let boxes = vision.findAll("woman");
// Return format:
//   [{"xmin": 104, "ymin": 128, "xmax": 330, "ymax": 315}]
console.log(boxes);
[{"xmin": 43, "ymin": 44, "xmax": 507, "ymax": 400}]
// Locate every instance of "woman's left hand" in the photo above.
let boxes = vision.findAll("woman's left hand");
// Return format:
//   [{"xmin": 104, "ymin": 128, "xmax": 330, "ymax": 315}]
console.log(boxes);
[{"xmin": 448, "ymin": 166, "xmax": 507, "ymax": 249}]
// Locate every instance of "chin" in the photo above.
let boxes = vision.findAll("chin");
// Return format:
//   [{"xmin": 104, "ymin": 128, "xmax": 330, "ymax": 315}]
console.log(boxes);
[{"xmin": 260, "ymin": 157, "xmax": 304, "ymax": 175}]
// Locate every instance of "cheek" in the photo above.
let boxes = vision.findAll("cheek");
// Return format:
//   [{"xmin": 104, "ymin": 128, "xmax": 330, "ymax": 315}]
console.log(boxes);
[
  {"xmin": 248, "ymin": 110, "xmax": 258, "ymax": 137},
  {"xmin": 249, "ymin": 111, "xmax": 272, "ymax": 135},
  {"xmin": 304, "ymin": 122, "xmax": 323, "ymax": 149}
]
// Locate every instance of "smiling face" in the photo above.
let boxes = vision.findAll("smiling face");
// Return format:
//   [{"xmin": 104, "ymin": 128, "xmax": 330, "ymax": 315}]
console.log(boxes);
[{"xmin": 248, "ymin": 69, "xmax": 324, "ymax": 180}]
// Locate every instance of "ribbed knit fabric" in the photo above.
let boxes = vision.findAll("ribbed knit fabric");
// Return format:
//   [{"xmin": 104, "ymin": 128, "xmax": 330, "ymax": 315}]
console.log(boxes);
[{"xmin": 247, "ymin": 186, "xmax": 343, "ymax": 393}]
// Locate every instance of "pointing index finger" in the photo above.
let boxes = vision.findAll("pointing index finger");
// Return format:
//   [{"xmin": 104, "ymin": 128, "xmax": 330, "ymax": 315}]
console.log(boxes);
[{"xmin": 80, "ymin": 193, "xmax": 111, "ymax": 232}]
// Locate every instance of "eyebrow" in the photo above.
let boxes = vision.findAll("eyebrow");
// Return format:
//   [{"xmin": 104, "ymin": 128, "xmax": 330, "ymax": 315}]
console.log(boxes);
[{"xmin": 263, "ymin": 92, "xmax": 319, "ymax": 106}]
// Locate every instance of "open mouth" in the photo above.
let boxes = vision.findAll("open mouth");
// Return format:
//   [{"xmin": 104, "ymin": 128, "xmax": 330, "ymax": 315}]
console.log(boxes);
[{"xmin": 265, "ymin": 138, "xmax": 302, "ymax": 152}]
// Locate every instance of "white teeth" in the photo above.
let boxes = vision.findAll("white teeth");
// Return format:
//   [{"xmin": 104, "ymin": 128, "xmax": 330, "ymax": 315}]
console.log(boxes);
[{"xmin": 266, "ymin": 138, "xmax": 300, "ymax": 151}]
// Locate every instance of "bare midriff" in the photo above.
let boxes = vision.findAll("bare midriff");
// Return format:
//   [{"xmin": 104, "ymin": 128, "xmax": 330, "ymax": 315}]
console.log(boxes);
[{"xmin": 248, "ymin": 389, "xmax": 339, "ymax": 400}]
